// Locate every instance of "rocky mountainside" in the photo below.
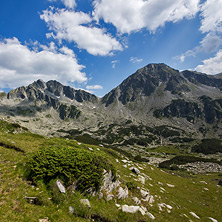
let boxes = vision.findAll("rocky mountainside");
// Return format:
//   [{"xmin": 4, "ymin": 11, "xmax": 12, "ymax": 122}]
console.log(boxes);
[{"xmin": 1, "ymin": 63, "xmax": 222, "ymax": 144}]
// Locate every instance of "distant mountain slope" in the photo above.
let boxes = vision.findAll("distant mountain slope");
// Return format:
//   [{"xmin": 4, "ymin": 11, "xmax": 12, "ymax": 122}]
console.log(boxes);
[{"xmin": 1, "ymin": 63, "xmax": 222, "ymax": 142}]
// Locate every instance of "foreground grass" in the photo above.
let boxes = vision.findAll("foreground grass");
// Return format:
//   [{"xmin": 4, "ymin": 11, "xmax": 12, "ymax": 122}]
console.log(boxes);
[{"xmin": 0, "ymin": 130, "xmax": 222, "ymax": 222}]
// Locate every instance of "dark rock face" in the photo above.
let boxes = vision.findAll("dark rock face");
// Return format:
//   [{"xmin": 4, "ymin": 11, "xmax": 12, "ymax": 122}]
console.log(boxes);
[
  {"xmin": 153, "ymin": 99, "xmax": 202, "ymax": 122},
  {"xmin": 200, "ymin": 96, "xmax": 222, "ymax": 124},
  {"xmin": 6, "ymin": 79, "xmax": 97, "ymax": 120},
  {"xmin": 102, "ymin": 63, "xmax": 180, "ymax": 106},
  {"xmin": 4, "ymin": 63, "xmax": 222, "ymax": 137},
  {"xmin": 7, "ymin": 79, "xmax": 98, "ymax": 104},
  {"xmin": 182, "ymin": 70, "xmax": 222, "ymax": 90}
]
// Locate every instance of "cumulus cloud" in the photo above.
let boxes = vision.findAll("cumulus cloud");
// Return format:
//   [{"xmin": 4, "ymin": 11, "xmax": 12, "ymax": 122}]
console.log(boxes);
[
  {"xmin": 200, "ymin": 0, "xmax": 222, "ymax": 34},
  {"xmin": 61, "ymin": 0, "xmax": 76, "ymax": 9},
  {"xmin": 176, "ymin": 0, "xmax": 222, "ymax": 62},
  {"xmin": 130, "ymin": 57, "xmax": 143, "ymax": 64},
  {"xmin": 111, "ymin": 60, "xmax": 118, "ymax": 69},
  {"xmin": 195, "ymin": 50, "xmax": 222, "ymax": 74},
  {"xmin": 93, "ymin": 0, "xmax": 200, "ymax": 34},
  {"xmin": 40, "ymin": 8, "xmax": 123, "ymax": 56},
  {"xmin": 86, "ymin": 85, "xmax": 103, "ymax": 90},
  {"xmin": 0, "ymin": 38, "xmax": 87, "ymax": 89}
]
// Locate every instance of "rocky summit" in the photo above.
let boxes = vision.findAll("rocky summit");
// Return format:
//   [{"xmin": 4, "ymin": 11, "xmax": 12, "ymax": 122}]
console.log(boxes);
[{"xmin": 0, "ymin": 63, "xmax": 222, "ymax": 146}]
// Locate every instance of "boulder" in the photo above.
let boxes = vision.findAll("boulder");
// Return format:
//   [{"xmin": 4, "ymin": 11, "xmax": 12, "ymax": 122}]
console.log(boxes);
[
  {"xmin": 189, "ymin": 212, "xmax": 200, "ymax": 219},
  {"xmin": 100, "ymin": 170, "xmax": 120, "ymax": 193},
  {"xmin": 80, "ymin": 199, "xmax": 91, "ymax": 208},
  {"xmin": 138, "ymin": 175, "xmax": 145, "ymax": 184},
  {"xmin": 132, "ymin": 197, "xmax": 141, "ymax": 205},
  {"xmin": 117, "ymin": 187, "xmax": 128, "ymax": 199},
  {"xmin": 121, "ymin": 205, "xmax": 140, "ymax": 214},
  {"xmin": 107, "ymin": 194, "xmax": 114, "ymax": 201},
  {"xmin": 56, "ymin": 180, "xmax": 66, "ymax": 193},
  {"xmin": 69, "ymin": 206, "xmax": 74, "ymax": 214},
  {"xmin": 129, "ymin": 167, "xmax": 140, "ymax": 175},
  {"xmin": 208, "ymin": 217, "xmax": 218, "ymax": 222}
]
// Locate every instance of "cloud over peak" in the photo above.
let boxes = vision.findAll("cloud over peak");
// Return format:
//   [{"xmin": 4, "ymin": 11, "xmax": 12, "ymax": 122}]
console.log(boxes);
[
  {"xmin": 93, "ymin": 0, "xmax": 200, "ymax": 34},
  {"xmin": 40, "ymin": 8, "xmax": 123, "ymax": 56},
  {"xmin": 0, "ymin": 38, "xmax": 87, "ymax": 89}
]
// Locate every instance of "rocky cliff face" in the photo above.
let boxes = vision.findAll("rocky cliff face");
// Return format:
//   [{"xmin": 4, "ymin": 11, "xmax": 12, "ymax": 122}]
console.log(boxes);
[{"xmin": 1, "ymin": 63, "xmax": 222, "ymax": 141}]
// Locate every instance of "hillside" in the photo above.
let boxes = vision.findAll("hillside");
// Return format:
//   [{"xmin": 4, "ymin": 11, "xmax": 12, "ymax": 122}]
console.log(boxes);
[{"xmin": 0, "ymin": 119, "xmax": 222, "ymax": 222}]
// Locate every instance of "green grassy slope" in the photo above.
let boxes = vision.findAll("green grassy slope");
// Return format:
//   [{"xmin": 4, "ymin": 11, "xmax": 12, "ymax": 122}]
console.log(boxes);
[{"xmin": 0, "ymin": 120, "xmax": 221, "ymax": 222}]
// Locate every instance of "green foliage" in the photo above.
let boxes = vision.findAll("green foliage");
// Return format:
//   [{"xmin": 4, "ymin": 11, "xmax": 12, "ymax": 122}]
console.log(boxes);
[
  {"xmin": 126, "ymin": 181, "xmax": 137, "ymax": 190},
  {"xmin": 134, "ymin": 154, "xmax": 149, "ymax": 162},
  {"xmin": 26, "ymin": 146, "xmax": 115, "ymax": 192},
  {"xmin": 74, "ymin": 134, "xmax": 101, "ymax": 145},
  {"xmin": 192, "ymin": 138, "xmax": 222, "ymax": 154},
  {"xmin": 0, "ymin": 119, "xmax": 27, "ymax": 133},
  {"xmin": 159, "ymin": 155, "xmax": 222, "ymax": 169},
  {"xmin": 59, "ymin": 104, "xmax": 81, "ymax": 120},
  {"xmin": 154, "ymin": 125, "xmax": 180, "ymax": 138}
]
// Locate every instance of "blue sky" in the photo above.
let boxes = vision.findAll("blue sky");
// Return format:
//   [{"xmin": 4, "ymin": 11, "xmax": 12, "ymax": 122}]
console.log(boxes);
[{"xmin": 0, "ymin": 0, "xmax": 222, "ymax": 96}]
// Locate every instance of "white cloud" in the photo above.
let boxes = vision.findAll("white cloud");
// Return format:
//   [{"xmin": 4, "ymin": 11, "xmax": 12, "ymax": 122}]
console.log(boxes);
[
  {"xmin": 93, "ymin": 0, "xmax": 200, "ymax": 34},
  {"xmin": 130, "ymin": 57, "xmax": 143, "ymax": 64},
  {"xmin": 175, "ymin": 33, "xmax": 222, "ymax": 62},
  {"xmin": 86, "ymin": 85, "xmax": 103, "ymax": 90},
  {"xmin": 0, "ymin": 38, "xmax": 87, "ymax": 89},
  {"xmin": 61, "ymin": 0, "xmax": 76, "ymax": 9},
  {"xmin": 176, "ymin": 0, "xmax": 222, "ymax": 62},
  {"xmin": 111, "ymin": 60, "xmax": 118, "ymax": 69},
  {"xmin": 200, "ymin": 0, "xmax": 222, "ymax": 34},
  {"xmin": 40, "ymin": 8, "xmax": 123, "ymax": 56},
  {"xmin": 59, "ymin": 46, "xmax": 75, "ymax": 57},
  {"xmin": 195, "ymin": 50, "xmax": 222, "ymax": 74}
]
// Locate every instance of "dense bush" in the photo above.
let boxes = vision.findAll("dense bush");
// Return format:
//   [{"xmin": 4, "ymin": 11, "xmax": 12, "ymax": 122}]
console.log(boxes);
[
  {"xmin": 159, "ymin": 155, "xmax": 222, "ymax": 169},
  {"xmin": 26, "ymin": 146, "xmax": 115, "ymax": 192},
  {"xmin": 192, "ymin": 139, "xmax": 222, "ymax": 154}
]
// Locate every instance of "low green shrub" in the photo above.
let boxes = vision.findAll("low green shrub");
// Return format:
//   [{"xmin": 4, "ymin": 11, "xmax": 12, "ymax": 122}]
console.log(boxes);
[
  {"xmin": 159, "ymin": 155, "xmax": 222, "ymax": 169},
  {"xmin": 126, "ymin": 181, "xmax": 137, "ymax": 190},
  {"xmin": 26, "ymin": 146, "xmax": 115, "ymax": 192},
  {"xmin": 192, "ymin": 138, "xmax": 222, "ymax": 154}
]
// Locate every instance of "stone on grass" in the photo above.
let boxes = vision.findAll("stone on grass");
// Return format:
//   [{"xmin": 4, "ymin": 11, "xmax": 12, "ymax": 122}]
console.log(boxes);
[
  {"xmin": 139, "ymin": 206, "xmax": 147, "ymax": 215},
  {"xmin": 189, "ymin": 212, "xmax": 200, "ymax": 219},
  {"xmin": 117, "ymin": 187, "xmax": 128, "ymax": 199},
  {"xmin": 121, "ymin": 205, "xmax": 140, "ymax": 214},
  {"xmin": 56, "ymin": 180, "xmax": 66, "ymax": 193},
  {"xmin": 101, "ymin": 170, "xmax": 120, "ymax": 193},
  {"xmin": 107, "ymin": 194, "xmax": 114, "ymax": 201},
  {"xmin": 167, "ymin": 183, "xmax": 175, "ymax": 187},
  {"xmin": 138, "ymin": 175, "xmax": 145, "ymax": 184},
  {"xmin": 132, "ymin": 197, "xmax": 141, "ymax": 205},
  {"xmin": 147, "ymin": 212, "xmax": 155, "ymax": 220},
  {"xmin": 129, "ymin": 167, "xmax": 140, "ymax": 175},
  {"xmin": 80, "ymin": 199, "xmax": 91, "ymax": 208},
  {"xmin": 208, "ymin": 217, "xmax": 218, "ymax": 222},
  {"xmin": 69, "ymin": 206, "xmax": 74, "ymax": 214}
]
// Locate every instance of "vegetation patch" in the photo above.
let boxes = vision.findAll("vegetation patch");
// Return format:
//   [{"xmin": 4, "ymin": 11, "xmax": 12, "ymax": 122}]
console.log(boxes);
[
  {"xmin": 26, "ymin": 146, "xmax": 115, "ymax": 192},
  {"xmin": 159, "ymin": 155, "xmax": 222, "ymax": 170},
  {"xmin": 192, "ymin": 138, "xmax": 222, "ymax": 154}
]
